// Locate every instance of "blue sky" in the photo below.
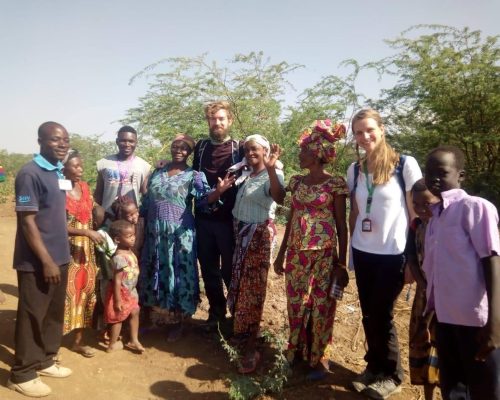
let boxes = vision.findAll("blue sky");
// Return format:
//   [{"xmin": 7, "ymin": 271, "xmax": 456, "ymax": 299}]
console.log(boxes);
[{"xmin": 1, "ymin": 0, "xmax": 499, "ymax": 154}]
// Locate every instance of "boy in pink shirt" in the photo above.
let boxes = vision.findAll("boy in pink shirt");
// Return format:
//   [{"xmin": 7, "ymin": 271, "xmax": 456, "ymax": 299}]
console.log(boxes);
[{"xmin": 423, "ymin": 145, "xmax": 500, "ymax": 400}]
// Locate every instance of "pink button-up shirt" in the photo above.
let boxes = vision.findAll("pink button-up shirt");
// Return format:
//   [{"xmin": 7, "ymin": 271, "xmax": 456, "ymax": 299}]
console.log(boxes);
[{"xmin": 423, "ymin": 189, "xmax": 500, "ymax": 327}]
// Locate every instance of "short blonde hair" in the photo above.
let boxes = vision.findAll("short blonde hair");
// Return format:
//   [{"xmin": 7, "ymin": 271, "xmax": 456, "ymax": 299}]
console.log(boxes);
[
  {"xmin": 352, "ymin": 108, "xmax": 399, "ymax": 185},
  {"xmin": 204, "ymin": 101, "xmax": 233, "ymax": 121}
]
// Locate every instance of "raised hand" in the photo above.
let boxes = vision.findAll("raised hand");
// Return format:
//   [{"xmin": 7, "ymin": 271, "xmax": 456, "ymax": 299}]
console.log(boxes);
[
  {"xmin": 216, "ymin": 172, "xmax": 236, "ymax": 194},
  {"xmin": 264, "ymin": 143, "xmax": 282, "ymax": 169}
]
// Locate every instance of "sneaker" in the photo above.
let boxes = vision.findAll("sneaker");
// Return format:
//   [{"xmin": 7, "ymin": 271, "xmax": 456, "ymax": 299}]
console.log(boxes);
[
  {"xmin": 38, "ymin": 364, "xmax": 72, "ymax": 378},
  {"xmin": 351, "ymin": 369, "xmax": 379, "ymax": 392},
  {"xmin": 7, "ymin": 377, "xmax": 51, "ymax": 397},
  {"xmin": 363, "ymin": 377, "xmax": 402, "ymax": 400}
]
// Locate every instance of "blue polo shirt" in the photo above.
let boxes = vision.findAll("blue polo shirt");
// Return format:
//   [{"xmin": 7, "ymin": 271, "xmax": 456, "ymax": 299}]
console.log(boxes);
[{"xmin": 13, "ymin": 156, "xmax": 70, "ymax": 272}]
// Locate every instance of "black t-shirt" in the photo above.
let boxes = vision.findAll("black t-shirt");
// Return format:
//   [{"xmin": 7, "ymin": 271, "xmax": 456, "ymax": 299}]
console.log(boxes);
[
  {"xmin": 193, "ymin": 139, "xmax": 244, "ymax": 221},
  {"xmin": 13, "ymin": 161, "xmax": 70, "ymax": 271}
]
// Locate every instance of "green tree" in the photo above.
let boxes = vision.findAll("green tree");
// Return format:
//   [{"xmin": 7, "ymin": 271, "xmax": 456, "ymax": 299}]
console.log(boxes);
[
  {"xmin": 282, "ymin": 60, "xmax": 365, "ymax": 177},
  {"xmin": 373, "ymin": 25, "xmax": 500, "ymax": 205},
  {"xmin": 68, "ymin": 133, "xmax": 117, "ymax": 189},
  {"xmin": 124, "ymin": 52, "xmax": 302, "ymax": 161},
  {"xmin": 0, "ymin": 150, "xmax": 31, "ymax": 202}
]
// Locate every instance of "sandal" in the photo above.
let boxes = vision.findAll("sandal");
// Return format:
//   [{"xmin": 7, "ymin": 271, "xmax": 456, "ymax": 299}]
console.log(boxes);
[
  {"xmin": 238, "ymin": 351, "xmax": 261, "ymax": 374},
  {"xmin": 72, "ymin": 345, "xmax": 96, "ymax": 358},
  {"xmin": 125, "ymin": 342, "xmax": 145, "ymax": 353},
  {"xmin": 106, "ymin": 341, "xmax": 124, "ymax": 353}
]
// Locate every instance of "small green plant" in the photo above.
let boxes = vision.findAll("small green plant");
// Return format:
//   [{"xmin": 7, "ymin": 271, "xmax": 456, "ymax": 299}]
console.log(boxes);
[{"xmin": 219, "ymin": 325, "xmax": 290, "ymax": 400}]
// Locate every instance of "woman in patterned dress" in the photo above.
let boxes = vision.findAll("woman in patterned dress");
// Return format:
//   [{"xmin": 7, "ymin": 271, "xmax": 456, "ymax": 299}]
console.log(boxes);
[
  {"xmin": 140, "ymin": 134, "xmax": 233, "ymax": 341},
  {"xmin": 63, "ymin": 150, "xmax": 104, "ymax": 357},
  {"xmin": 226, "ymin": 134, "xmax": 285, "ymax": 374},
  {"xmin": 274, "ymin": 120, "xmax": 348, "ymax": 379}
]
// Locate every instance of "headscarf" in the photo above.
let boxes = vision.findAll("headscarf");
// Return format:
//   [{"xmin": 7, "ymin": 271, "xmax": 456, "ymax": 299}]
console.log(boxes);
[
  {"xmin": 228, "ymin": 133, "xmax": 283, "ymax": 185},
  {"xmin": 172, "ymin": 133, "xmax": 196, "ymax": 150},
  {"xmin": 244, "ymin": 134, "xmax": 270, "ymax": 153},
  {"xmin": 298, "ymin": 119, "xmax": 346, "ymax": 163}
]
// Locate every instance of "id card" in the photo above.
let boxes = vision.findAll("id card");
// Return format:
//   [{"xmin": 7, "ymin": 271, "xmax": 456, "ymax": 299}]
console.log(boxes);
[
  {"xmin": 362, "ymin": 218, "xmax": 372, "ymax": 232},
  {"xmin": 58, "ymin": 179, "xmax": 72, "ymax": 191}
]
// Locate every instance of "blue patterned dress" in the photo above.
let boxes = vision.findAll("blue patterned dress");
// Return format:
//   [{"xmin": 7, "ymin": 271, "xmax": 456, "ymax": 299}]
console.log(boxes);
[{"xmin": 140, "ymin": 166, "xmax": 211, "ymax": 316}]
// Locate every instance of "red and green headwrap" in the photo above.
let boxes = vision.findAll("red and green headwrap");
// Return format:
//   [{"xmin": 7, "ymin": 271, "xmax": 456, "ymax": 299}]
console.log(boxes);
[{"xmin": 298, "ymin": 119, "xmax": 346, "ymax": 163}]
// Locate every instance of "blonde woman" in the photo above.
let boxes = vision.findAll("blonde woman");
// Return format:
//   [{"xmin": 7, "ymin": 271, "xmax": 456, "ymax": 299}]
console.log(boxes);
[{"xmin": 348, "ymin": 109, "xmax": 422, "ymax": 399}]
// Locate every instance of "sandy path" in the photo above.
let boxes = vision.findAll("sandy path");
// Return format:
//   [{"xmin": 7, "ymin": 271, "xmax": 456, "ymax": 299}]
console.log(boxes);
[{"xmin": 0, "ymin": 201, "xmax": 435, "ymax": 399}]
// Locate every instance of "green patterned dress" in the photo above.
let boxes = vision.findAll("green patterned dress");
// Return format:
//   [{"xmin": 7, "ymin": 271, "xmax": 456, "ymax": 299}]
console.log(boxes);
[{"xmin": 140, "ymin": 166, "xmax": 211, "ymax": 316}]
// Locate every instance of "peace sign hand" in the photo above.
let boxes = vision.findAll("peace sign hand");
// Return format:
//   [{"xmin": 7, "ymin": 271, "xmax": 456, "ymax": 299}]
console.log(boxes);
[{"xmin": 264, "ymin": 143, "xmax": 282, "ymax": 169}]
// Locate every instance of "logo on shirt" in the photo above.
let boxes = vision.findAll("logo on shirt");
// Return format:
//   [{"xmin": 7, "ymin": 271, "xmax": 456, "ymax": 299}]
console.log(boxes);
[{"xmin": 18, "ymin": 195, "xmax": 31, "ymax": 203}]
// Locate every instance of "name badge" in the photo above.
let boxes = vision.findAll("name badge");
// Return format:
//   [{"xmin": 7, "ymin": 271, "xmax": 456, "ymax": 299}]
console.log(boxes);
[
  {"xmin": 58, "ymin": 179, "xmax": 72, "ymax": 191},
  {"xmin": 362, "ymin": 218, "xmax": 372, "ymax": 232}
]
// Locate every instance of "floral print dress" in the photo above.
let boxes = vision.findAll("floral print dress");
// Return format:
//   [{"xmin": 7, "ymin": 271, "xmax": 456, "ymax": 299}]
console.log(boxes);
[
  {"xmin": 140, "ymin": 166, "xmax": 211, "ymax": 316},
  {"xmin": 284, "ymin": 175, "xmax": 348, "ymax": 367}
]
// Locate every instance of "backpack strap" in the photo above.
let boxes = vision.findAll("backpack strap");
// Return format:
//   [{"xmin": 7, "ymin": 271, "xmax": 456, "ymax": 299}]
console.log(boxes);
[
  {"xmin": 394, "ymin": 155, "xmax": 407, "ymax": 194},
  {"xmin": 351, "ymin": 155, "xmax": 407, "ymax": 196},
  {"xmin": 195, "ymin": 139, "xmax": 210, "ymax": 171},
  {"xmin": 231, "ymin": 139, "xmax": 243, "ymax": 164}
]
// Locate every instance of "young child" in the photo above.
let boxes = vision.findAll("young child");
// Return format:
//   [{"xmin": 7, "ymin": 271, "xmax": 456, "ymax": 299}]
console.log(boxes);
[
  {"xmin": 92, "ymin": 205, "xmax": 117, "ymax": 337},
  {"xmin": 423, "ymin": 145, "xmax": 500, "ymax": 400},
  {"xmin": 406, "ymin": 179, "xmax": 440, "ymax": 400},
  {"xmin": 111, "ymin": 197, "xmax": 144, "ymax": 258},
  {"xmin": 104, "ymin": 220, "xmax": 144, "ymax": 353}
]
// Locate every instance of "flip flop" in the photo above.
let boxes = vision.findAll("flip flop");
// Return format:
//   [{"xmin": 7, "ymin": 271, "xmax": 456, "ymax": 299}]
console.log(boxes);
[
  {"xmin": 238, "ymin": 351, "xmax": 261, "ymax": 374},
  {"xmin": 72, "ymin": 345, "xmax": 96, "ymax": 358},
  {"xmin": 125, "ymin": 342, "xmax": 145, "ymax": 353},
  {"xmin": 106, "ymin": 341, "xmax": 124, "ymax": 353}
]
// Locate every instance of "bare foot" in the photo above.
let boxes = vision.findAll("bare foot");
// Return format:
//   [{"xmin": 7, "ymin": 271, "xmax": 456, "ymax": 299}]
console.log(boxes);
[
  {"xmin": 125, "ymin": 341, "xmax": 145, "ymax": 353},
  {"xmin": 106, "ymin": 341, "xmax": 124, "ymax": 353},
  {"xmin": 72, "ymin": 344, "xmax": 96, "ymax": 358}
]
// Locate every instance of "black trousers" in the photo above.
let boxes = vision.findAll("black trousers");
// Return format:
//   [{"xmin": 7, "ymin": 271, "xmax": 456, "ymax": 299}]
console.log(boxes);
[
  {"xmin": 196, "ymin": 218, "xmax": 234, "ymax": 320},
  {"xmin": 436, "ymin": 322, "xmax": 500, "ymax": 400},
  {"xmin": 352, "ymin": 247, "xmax": 405, "ymax": 383},
  {"xmin": 10, "ymin": 266, "xmax": 68, "ymax": 384}
]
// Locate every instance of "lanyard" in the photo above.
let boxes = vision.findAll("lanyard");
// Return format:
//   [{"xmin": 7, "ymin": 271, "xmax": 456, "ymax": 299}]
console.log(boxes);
[{"xmin": 363, "ymin": 166, "xmax": 375, "ymax": 214}]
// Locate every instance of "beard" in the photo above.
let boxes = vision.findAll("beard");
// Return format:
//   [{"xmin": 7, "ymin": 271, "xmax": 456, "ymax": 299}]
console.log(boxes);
[{"xmin": 209, "ymin": 126, "xmax": 231, "ymax": 142}]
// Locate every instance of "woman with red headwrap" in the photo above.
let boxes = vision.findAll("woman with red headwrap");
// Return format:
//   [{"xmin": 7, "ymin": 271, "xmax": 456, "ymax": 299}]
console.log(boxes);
[{"xmin": 274, "ymin": 120, "xmax": 349, "ymax": 380}]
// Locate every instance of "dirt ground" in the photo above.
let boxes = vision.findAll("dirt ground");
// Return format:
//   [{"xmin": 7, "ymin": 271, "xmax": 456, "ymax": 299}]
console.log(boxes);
[{"xmin": 0, "ymin": 200, "xmax": 439, "ymax": 400}]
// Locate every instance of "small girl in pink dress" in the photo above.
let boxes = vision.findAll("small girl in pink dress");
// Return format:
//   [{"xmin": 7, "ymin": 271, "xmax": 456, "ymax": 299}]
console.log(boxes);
[{"xmin": 104, "ymin": 219, "xmax": 144, "ymax": 353}]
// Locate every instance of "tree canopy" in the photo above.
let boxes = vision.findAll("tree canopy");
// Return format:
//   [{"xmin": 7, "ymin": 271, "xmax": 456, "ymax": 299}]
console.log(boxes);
[
  {"xmin": 373, "ymin": 25, "xmax": 500, "ymax": 202},
  {"xmin": 2, "ymin": 25, "xmax": 499, "ymax": 207}
]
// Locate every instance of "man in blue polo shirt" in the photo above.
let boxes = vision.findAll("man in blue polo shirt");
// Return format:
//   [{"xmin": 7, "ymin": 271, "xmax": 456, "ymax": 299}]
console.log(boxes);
[{"xmin": 7, "ymin": 122, "xmax": 73, "ymax": 398}]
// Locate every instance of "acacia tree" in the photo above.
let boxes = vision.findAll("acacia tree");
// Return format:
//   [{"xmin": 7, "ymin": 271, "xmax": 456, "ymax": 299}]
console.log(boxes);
[
  {"xmin": 282, "ymin": 60, "xmax": 366, "ymax": 177},
  {"xmin": 124, "ymin": 52, "xmax": 302, "ymax": 161},
  {"xmin": 374, "ymin": 25, "xmax": 500, "ymax": 204},
  {"xmin": 68, "ymin": 134, "xmax": 116, "ymax": 189}
]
